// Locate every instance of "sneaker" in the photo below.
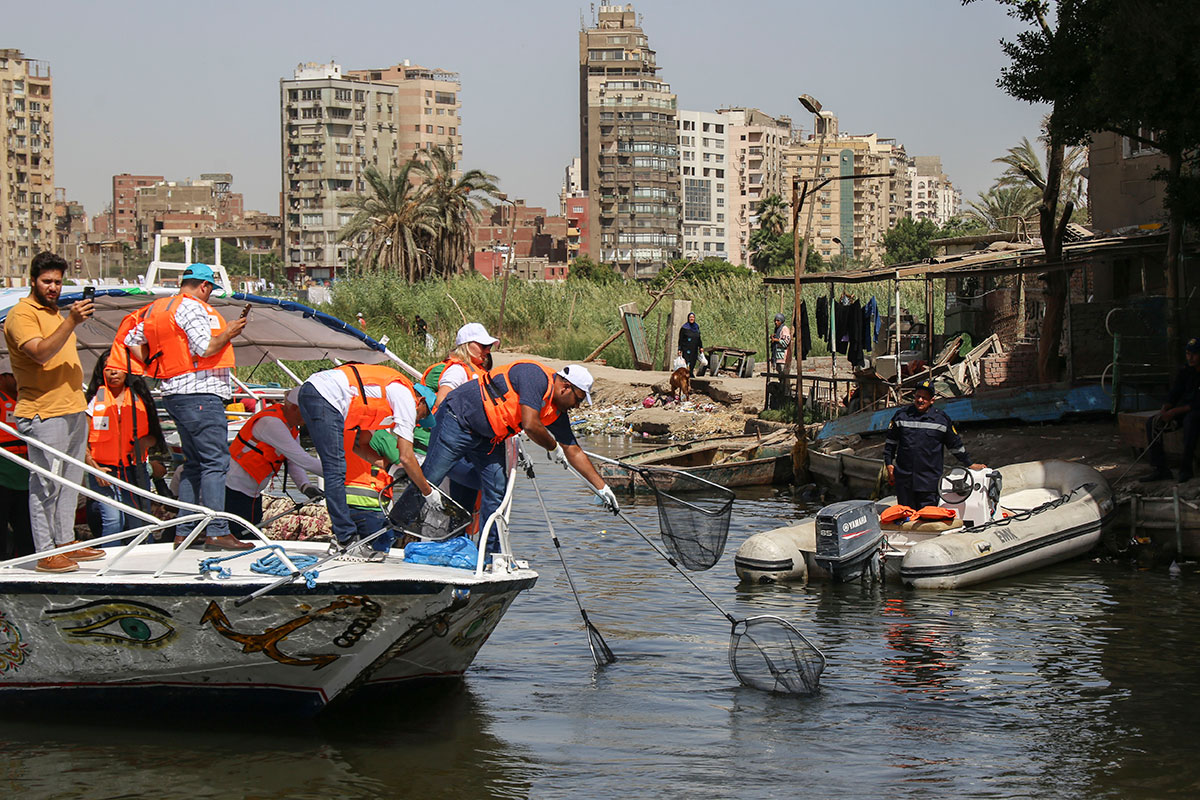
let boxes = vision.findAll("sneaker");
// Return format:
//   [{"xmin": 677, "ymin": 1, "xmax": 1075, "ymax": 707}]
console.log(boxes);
[
  {"xmin": 327, "ymin": 537, "xmax": 358, "ymax": 557},
  {"xmin": 36, "ymin": 554, "xmax": 79, "ymax": 573},
  {"xmin": 1141, "ymin": 468, "xmax": 1172, "ymax": 483},
  {"xmin": 366, "ymin": 549, "xmax": 387, "ymax": 563}
]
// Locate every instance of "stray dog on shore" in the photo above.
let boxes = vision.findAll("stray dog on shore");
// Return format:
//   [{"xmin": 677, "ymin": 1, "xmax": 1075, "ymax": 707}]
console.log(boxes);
[{"xmin": 669, "ymin": 367, "xmax": 691, "ymax": 402}]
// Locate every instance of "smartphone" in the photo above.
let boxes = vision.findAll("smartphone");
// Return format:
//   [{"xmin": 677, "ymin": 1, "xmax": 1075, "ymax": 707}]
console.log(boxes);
[
  {"xmin": 239, "ymin": 303, "xmax": 252, "ymax": 319},
  {"xmin": 82, "ymin": 286, "xmax": 95, "ymax": 301}
]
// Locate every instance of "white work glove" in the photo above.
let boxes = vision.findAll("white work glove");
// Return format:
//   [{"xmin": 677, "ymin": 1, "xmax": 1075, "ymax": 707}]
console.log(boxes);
[
  {"xmin": 422, "ymin": 485, "xmax": 447, "ymax": 513},
  {"xmin": 596, "ymin": 484, "xmax": 620, "ymax": 514},
  {"xmin": 548, "ymin": 443, "xmax": 569, "ymax": 469}
]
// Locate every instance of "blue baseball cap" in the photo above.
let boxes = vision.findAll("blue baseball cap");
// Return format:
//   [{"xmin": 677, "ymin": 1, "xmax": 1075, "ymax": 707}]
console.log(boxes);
[
  {"xmin": 1186, "ymin": 337, "xmax": 1200, "ymax": 354},
  {"xmin": 180, "ymin": 263, "xmax": 218, "ymax": 286},
  {"xmin": 412, "ymin": 382, "xmax": 438, "ymax": 429}
]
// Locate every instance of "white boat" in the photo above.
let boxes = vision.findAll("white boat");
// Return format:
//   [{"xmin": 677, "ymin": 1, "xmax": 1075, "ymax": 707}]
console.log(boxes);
[
  {"xmin": 734, "ymin": 460, "xmax": 1115, "ymax": 589},
  {"xmin": 0, "ymin": 433, "xmax": 535, "ymax": 717}
]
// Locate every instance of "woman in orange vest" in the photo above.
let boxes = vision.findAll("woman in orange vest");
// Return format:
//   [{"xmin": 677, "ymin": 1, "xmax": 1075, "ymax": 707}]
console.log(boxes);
[
  {"xmin": 388, "ymin": 360, "xmax": 618, "ymax": 554},
  {"xmin": 83, "ymin": 353, "xmax": 165, "ymax": 544},
  {"xmin": 0, "ymin": 371, "xmax": 33, "ymax": 559},
  {"xmin": 296, "ymin": 363, "xmax": 437, "ymax": 553}
]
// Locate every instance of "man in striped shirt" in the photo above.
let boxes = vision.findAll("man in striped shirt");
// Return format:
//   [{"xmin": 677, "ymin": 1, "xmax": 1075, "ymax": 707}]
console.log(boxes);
[{"xmin": 125, "ymin": 263, "xmax": 250, "ymax": 550}]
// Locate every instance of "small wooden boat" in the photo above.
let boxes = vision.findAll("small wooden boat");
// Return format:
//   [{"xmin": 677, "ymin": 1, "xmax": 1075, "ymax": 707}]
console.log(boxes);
[
  {"xmin": 735, "ymin": 460, "xmax": 1115, "ymax": 589},
  {"xmin": 601, "ymin": 432, "xmax": 794, "ymax": 493}
]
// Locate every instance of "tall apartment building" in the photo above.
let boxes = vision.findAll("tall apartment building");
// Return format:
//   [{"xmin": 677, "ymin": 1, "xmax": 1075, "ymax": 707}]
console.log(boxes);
[
  {"xmin": 783, "ymin": 113, "xmax": 910, "ymax": 266},
  {"xmin": 0, "ymin": 49, "xmax": 54, "ymax": 284},
  {"xmin": 908, "ymin": 156, "xmax": 962, "ymax": 226},
  {"xmin": 718, "ymin": 107, "xmax": 791, "ymax": 266},
  {"xmin": 579, "ymin": 4, "xmax": 681, "ymax": 277},
  {"xmin": 280, "ymin": 60, "xmax": 462, "ymax": 281},
  {"xmin": 112, "ymin": 174, "xmax": 163, "ymax": 244},
  {"xmin": 677, "ymin": 110, "xmax": 730, "ymax": 260}
]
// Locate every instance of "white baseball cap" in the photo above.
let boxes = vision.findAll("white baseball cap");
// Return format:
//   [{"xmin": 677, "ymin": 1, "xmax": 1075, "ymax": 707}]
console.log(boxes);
[
  {"xmin": 455, "ymin": 322, "xmax": 500, "ymax": 347},
  {"xmin": 556, "ymin": 364, "xmax": 594, "ymax": 405}
]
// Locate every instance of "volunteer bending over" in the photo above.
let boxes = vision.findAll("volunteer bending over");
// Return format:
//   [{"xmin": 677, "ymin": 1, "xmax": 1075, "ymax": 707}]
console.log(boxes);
[
  {"xmin": 390, "ymin": 360, "xmax": 617, "ymax": 552},
  {"xmin": 297, "ymin": 364, "xmax": 435, "ymax": 553}
]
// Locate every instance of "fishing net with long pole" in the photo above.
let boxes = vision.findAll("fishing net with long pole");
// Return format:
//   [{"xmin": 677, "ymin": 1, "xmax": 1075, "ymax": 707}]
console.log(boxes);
[
  {"xmin": 592, "ymin": 453, "xmax": 735, "ymax": 571},
  {"xmin": 574, "ymin": 462, "xmax": 825, "ymax": 695}
]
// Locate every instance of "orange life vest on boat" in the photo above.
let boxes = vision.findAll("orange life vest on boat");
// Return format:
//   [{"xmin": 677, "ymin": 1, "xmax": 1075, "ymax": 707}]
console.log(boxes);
[
  {"xmin": 142, "ymin": 294, "xmax": 236, "ymax": 380},
  {"xmin": 343, "ymin": 429, "xmax": 393, "ymax": 502},
  {"xmin": 915, "ymin": 506, "xmax": 956, "ymax": 521},
  {"xmin": 879, "ymin": 504, "xmax": 915, "ymax": 524},
  {"xmin": 0, "ymin": 388, "xmax": 26, "ymax": 457},
  {"xmin": 107, "ymin": 303, "xmax": 152, "ymax": 376},
  {"xmin": 228, "ymin": 403, "xmax": 297, "ymax": 484},
  {"xmin": 477, "ymin": 361, "xmax": 561, "ymax": 444},
  {"xmin": 339, "ymin": 363, "xmax": 421, "ymax": 433},
  {"xmin": 88, "ymin": 385, "xmax": 150, "ymax": 467}
]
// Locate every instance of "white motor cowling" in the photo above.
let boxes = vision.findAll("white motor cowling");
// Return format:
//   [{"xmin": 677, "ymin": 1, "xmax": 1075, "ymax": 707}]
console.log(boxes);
[{"xmin": 939, "ymin": 467, "xmax": 1002, "ymax": 528}]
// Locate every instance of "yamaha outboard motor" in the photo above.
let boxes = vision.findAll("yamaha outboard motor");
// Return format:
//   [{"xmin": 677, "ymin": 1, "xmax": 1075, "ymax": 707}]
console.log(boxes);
[{"xmin": 814, "ymin": 500, "xmax": 884, "ymax": 582}]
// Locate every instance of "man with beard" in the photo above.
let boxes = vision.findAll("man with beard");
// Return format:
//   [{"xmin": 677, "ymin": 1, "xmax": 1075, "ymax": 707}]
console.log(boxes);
[{"xmin": 3, "ymin": 252, "xmax": 105, "ymax": 572}]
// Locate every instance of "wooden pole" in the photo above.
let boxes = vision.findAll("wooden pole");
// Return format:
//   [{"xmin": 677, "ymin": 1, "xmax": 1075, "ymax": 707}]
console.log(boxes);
[{"xmin": 585, "ymin": 259, "xmax": 694, "ymax": 362}]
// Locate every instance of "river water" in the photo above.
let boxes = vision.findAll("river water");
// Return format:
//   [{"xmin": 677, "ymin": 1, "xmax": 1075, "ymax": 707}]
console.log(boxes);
[{"xmin": 3, "ymin": 437, "xmax": 1199, "ymax": 799}]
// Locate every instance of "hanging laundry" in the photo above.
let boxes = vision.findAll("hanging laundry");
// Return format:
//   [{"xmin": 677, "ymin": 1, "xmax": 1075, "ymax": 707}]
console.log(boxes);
[
  {"xmin": 816, "ymin": 296, "xmax": 829, "ymax": 346},
  {"xmin": 865, "ymin": 296, "xmax": 880, "ymax": 344},
  {"xmin": 800, "ymin": 300, "xmax": 812, "ymax": 358}
]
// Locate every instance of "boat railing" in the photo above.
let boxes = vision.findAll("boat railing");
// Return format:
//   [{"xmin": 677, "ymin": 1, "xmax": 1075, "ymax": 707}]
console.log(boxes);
[{"xmin": 0, "ymin": 420, "xmax": 301, "ymax": 578}]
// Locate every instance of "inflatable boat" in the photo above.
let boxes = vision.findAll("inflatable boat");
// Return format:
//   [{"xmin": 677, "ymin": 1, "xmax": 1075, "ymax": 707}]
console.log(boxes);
[{"xmin": 734, "ymin": 460, "xmax": 1115, "ymax": 589}]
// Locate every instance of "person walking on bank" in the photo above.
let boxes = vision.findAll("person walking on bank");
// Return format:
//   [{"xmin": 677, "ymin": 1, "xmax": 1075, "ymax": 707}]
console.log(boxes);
[
  {"xmin": 771, "ymin": 313, "xmax": 792, "ymax": 376},
  {"xmin": 3, "ymin": 252, "xmax": 105, "ymax": 572},
  {"xmin": 678, "ymin": 312, "xmax": 704, "ymax": 375},
  {"xmin": 1143, "ymin": 337, "xmax": 1200, "ymax": 483},
  {"xmin": 125, "ymin": 263, "xmax": 250, "ymax": 551},
  {"xmin": 296, "ymin": 363, "xmax": 437, "ymax": 553},
  {"xmin": 883, "ymin": 378, "xmax": 987, "ymax": 509}
]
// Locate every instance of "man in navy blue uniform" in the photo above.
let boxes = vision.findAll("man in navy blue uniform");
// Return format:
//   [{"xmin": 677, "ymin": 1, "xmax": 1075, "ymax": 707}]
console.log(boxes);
[
  {"xmin": 883, "ymin": 378, "xmax": 986, "ymax": 509},
  {"xmin": 1143, "ymin": 337, "xmax": 1200, "ymax": 483}
]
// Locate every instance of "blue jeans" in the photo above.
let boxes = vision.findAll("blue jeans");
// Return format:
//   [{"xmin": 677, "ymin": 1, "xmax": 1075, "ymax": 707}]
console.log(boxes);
[
  {"xmin": 87, "ymin": 467, "xmax": 143, "ymax": 546},
  {"xmin": 297, "ymin": 383, "xmax": 357, "ymax": 545},
  {"xmin": 163, "ymin": 394, "xmax": 230, "ymax": 538},
  {"xmin": 386, "ymin": 405, "xmax": 507, "ymax": 552}
]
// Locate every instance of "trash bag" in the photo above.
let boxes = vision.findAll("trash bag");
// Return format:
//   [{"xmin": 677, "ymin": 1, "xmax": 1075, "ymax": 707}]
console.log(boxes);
[
  {"xmin": 403, "ymin": 535, "xmax": 479, "ymax": 570},
  {"xmin": 673, "ymin": 354, "xmax": 687, "ymax": 370}
]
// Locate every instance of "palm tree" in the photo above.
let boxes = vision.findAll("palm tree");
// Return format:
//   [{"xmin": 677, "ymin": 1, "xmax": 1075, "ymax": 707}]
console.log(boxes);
[
  {"xmin": 337, "ymin": 164, "xmax": 437, "ymax": 281},
  {"xmin": 413, "ymin": 145, "xmax": 501, "ymax": 278},
  {"xmin": 966, "ymin": 185, "xmax": 1041, "ymax": 233},
  {"xmin": 755, "ymin": 193, "xmax": 788, "ymax": 238},
  {"xmin": 993, "ymin": 132, "xmax": 1088, "ymax": 219}
]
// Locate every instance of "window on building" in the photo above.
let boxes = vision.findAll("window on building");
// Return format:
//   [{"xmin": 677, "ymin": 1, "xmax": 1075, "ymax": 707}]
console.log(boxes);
[
  {"xmin": 449, "ymin": 127, "xmax": 456, "ymax": 135},
  {"xmin": 716, "ymin": 213, "xmax": 724, "ymax": 222},
  {"xmin": 716, "ymin": 183, "xmax": 724, "ymax": 193},
  {"xmin": 424, "ymin": 107, "xmax": 432, "ymax": 114},
  {"xmin": 435, "ymin": 91, "xmax": 455, "ymax": 104},
  {"xmin": 426, "ymin": 125, "xmax": 433, "ymax": 133},
  {"xmin": 437, "ymin": 126, "xmax": 444, "ymax": 134}
]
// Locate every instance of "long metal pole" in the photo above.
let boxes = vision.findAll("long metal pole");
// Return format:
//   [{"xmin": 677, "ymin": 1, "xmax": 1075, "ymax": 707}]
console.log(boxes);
[
  {"xmin": 496, "ymin": 200, "xmax": 517, "ymax": 340},
  {"xmin": 794, "ymin": 123, "xmax": 826, "ymax": 422}
]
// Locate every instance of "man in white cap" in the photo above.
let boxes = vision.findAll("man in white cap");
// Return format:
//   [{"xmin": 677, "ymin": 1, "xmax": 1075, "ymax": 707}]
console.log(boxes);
[{"xmin": 390, "ymin": 359, "xmax": 617, "ymax": 552}]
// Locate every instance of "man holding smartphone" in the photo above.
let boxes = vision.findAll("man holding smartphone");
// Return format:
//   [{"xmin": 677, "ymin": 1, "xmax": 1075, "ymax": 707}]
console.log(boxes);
[
  {"xmin": 125, "ymin": 263, "xmax": 249, "ymax": 550},
  {"xmin": 3, "ymin": 253, "xmax": 103, "ymax": 572}
]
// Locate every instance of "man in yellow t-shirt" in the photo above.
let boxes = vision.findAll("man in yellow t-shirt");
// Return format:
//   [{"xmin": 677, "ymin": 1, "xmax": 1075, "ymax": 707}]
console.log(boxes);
[{"xmin": 2, "ymin": 253, "xmax": 105, "ymax": 573}]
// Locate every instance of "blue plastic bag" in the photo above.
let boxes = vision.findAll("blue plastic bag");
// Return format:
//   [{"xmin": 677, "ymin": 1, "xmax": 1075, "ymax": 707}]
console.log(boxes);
[{"xmin": 403, "ymin": 536, "xmax": 480, "ymax": 570}]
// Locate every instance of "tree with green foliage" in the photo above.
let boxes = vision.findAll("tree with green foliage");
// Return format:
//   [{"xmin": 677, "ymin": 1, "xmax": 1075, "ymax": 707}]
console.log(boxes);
[
  {"xmin": 749, "ymin": 229, "xmax": 824, "ymax": 273},
  {"xmin": 567, "ymin": 255, "xmax": 622, "ymax": 285},
  {"xmin": 414, "ymin": 145, "xmax": 501, "ymax": 278},
  {"xmin": 755, "ymin": 194, "xmax": 789, "ymax": 238},
  {"xmin": 993, "ymin": 132, "xmax": 1088, "ymax": 220},
  {"xmin": 936, "ymin": 215, "xmax": 990, "ymax": 239},
  {"xmin": 337, "ymin": 163, "xmax": 437, "ymax": 281},
  {"xmin": 967, "ymin": 184, "xmax": 1042, "ymax": 232},
  {"xmin": 882, "ymin": 217, "xmax": 942, "ymax": 265}
]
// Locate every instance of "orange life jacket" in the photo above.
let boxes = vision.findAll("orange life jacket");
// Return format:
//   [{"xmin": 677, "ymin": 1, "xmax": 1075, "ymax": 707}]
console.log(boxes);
[
  {"xmin": 142, "ymin": 294, "xmax": 236, "ymax": 380},
  {"xmin": 88, "ymin": 385, "xmax": 149, "ymax": 467},
  {"xmin": 107, "ymin": 304, "xmax": 152, "ymax": 376},
  {"xmin": 228, "ymin": 404, "xmax": 296, "ymax": 484},
  {"xmin": 339, "ymin": 363, "xmax": 420, "ymax": 433},
  {"xmin": 343, "ymin": 429, "xmax": 393, "ymax": 502},
  {"xmin": 477, "ymin": 360, "xmax": 561, "ymax": 444},
  {"xmin": 0, "ymin": 388, "xmax": 26, "ymax": 457},
  {"xmin": 915, "ymin": 506, "xmax": 956, "ymax": 521},
  {"xmin": 879, "ymin": 504, "xmax": 916, "ymax": 524}
]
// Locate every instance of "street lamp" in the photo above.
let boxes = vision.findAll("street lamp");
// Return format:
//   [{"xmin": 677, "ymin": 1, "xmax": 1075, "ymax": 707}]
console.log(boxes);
[
  {"xmin": 832, "ymin": 236, "xmax": 848, "ymax": 269},
  {"xmin": 494, "ymin": 192, "xmax": 518, "ymax": 340}
]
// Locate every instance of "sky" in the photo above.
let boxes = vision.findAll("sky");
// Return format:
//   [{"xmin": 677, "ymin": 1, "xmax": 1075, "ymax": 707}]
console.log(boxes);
[{"xmin": 7, "ymin": 0, "xmax": 1048, "ymax": 219}]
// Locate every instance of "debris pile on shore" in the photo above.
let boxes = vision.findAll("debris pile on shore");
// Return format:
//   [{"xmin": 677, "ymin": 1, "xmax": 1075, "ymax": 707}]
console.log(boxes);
[{"xmin": 571, "ymin": 401, "xmax": 750, "ymax": 440}]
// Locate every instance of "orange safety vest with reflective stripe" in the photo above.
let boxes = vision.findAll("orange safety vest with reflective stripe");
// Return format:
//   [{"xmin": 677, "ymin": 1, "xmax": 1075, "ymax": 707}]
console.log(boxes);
[
  {"xmin": 142, "ymin": 294, "xmax": 236, "ymax": 380},
  {"xmin": 339, "ymin": 363, "xmax": 420, "ymax": 433},
  {"xmin": 343, "ymin": 429, "xmax": 392, "ymax": 502},
  {"xmin": 228, "ymin": 404, "xmax": 296, "ymax": 484},
  {"xmin": 107, "ymin": 304, "xmax": 152, "ymax": 376},
  {"xmin": 477, "ymin": 360, "xmax": 561, "ymax": 444},
  {"xmin": 0, "ymin": 389, "xmax": 26, "ymax": 457},
  {"xmin": 88, "ymin": 385, "xmax": 149, "ymax": 467}
]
